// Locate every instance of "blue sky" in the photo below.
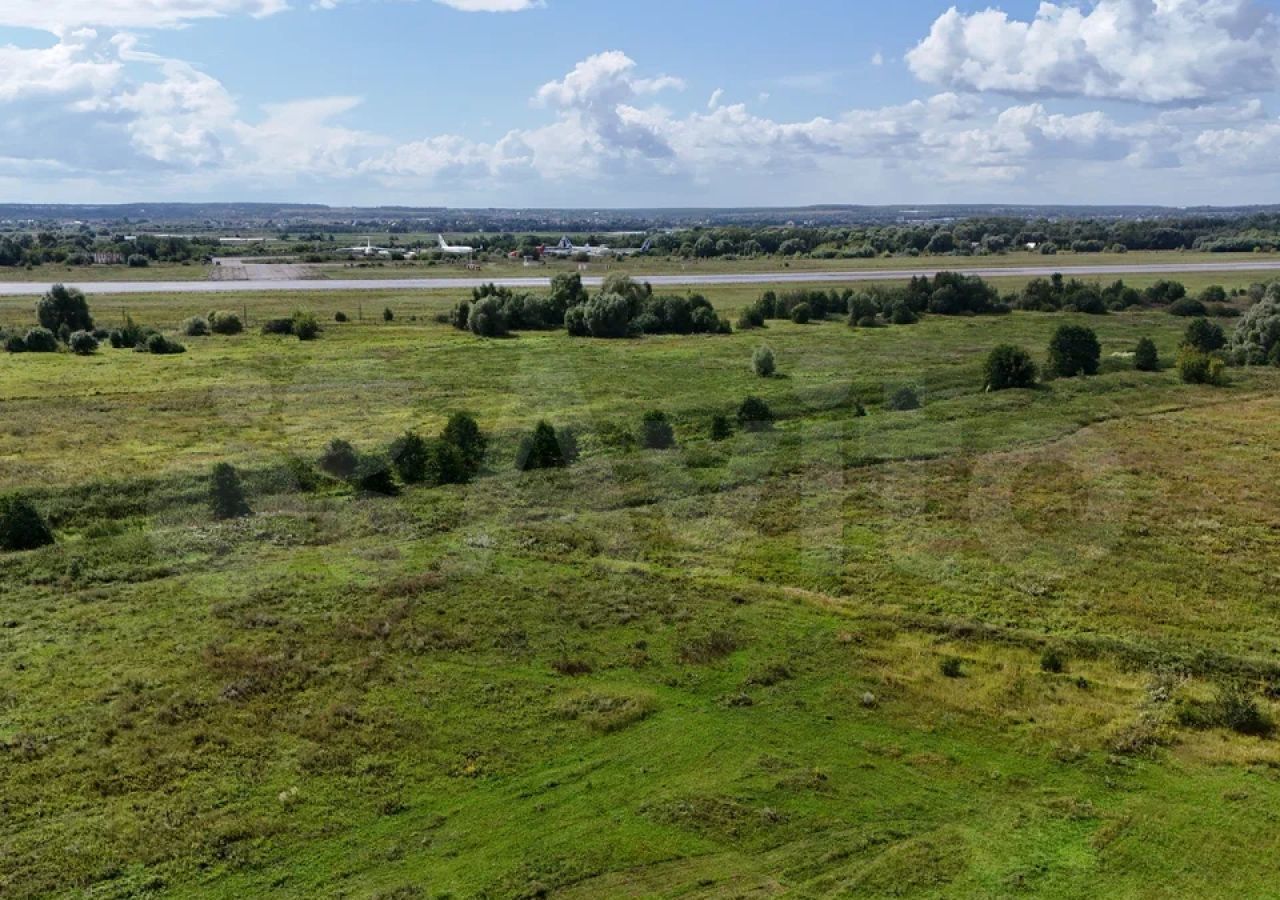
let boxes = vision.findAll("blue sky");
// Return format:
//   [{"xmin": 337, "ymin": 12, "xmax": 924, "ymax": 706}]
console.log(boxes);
[{"xmin": 2, "ymin": 1, "xmax": 1280, "ymax": 206}]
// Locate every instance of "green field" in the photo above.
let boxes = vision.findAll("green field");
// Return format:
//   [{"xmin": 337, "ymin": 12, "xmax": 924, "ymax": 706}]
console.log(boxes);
[{"xmin": 3, "ymin": 278, "xmax": 1280, "ymax": 897}]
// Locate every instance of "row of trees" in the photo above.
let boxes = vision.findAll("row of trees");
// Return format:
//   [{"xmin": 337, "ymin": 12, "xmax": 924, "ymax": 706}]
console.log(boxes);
[
  {"xmin": 449, "ymin": 274, "xmax": 731, "ymax": 339},
  {"xmin": 0, "ymin": 233, "xmax": 217, "ymax": 268}
]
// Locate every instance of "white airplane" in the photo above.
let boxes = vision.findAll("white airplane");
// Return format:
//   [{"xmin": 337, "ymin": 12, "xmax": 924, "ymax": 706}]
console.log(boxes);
[
  {"xmin": 543, "ymin": 236, "xmax": 651, "ymax": 258},
  {"xmin": 437, "ymin": 234, "xmax": 476, "ymax": 256},
  {"xmin": 339, "ymin": 238, "xmax": 393, "ymax": 258}
]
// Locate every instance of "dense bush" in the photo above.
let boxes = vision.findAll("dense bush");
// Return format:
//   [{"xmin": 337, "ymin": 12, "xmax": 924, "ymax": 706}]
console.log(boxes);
[
  {"xmin": 752, "ymin": 345, "xmax": 776, "ymax": 377},
  {"xmin": 334, "ymin": 311, "xmax": 349, "ymax": 323},
  {"xmin": 209, "ymin": 462, "xmax": 251, "ymax": 519},
  {"xmin": 318, "ymin": 438, "xmax": 359, "ymax": 478},
  {"xmin": 1229, "ymin": 290, "xmax": 1280, "ymax": 365},
  {"xmin": 1143, "ymin": 280, "xmax": 1186, "ymax": 306},
  {"xmin": 636, "ymin": 294, "xmax": 727, "ymax": 335},
  {"xmin": 182, "ymin": 316, "xmax": 210, "ymax": 336},
  {"xmin": 1168, "ymin": 297, "xmax": 1208, "ymax": 317},
  {"xmin": 921, "ymin": 272, "xmax": 1001, "ymax": 315},
  {"xmin": 737, "ymin": 396, "xmax": 774, "ymax": 431},
  {"xmin": 208, "ymin": 310, "xmax": 244, "ymax": 335},
  {"xmin": 886, "ymin": 386, "xmax": 921, "ymax": 411},
  {"xmin": 23, "ymin": 327, "xmax": 58, "ymax": 353},
  {"xmin": 1040, "ymin": 649, "xmax": 1066, "ymax": 673},
  {"xmin": 68, "ymin": 330, "xmax": 98, "ymax": 355},
  {"xmin": 1047, "ymin": 324, "xmax": 1101, "ymax": 377},
  {"xmin": 737, "ymin": 306, "xmax": 765, "ymax": 330},
  {"xmin": 640, "ymin": 410, "xmax": 676, "ymax": 449},
  {"xmin": 1182, "ymin": 318, "xmax": 1226, "ymax": 353},
  {"xmin": 352, "ymin": 453, "xmax": 397, "ymax": 494},
  {"xmin": 261, "ymin": 317, "xmax": 295, "ymax": 335},
  {"xmin": 127, "ymin": 254, "xmax": 150, "ymax": 268},
  {"xmin": 141, "ymin": 333, "xmax": 186, "ymax": 355},
  {"xmin": 0, "ymin": 494, "xmax": 55, "ymax": 551},
  {"xmin": 790, "ymin": 303, "xmax": 811, "ymax": 324},
  {"xmin": 581, "ymin": 293, "xmax": 632, "ymax": 338},
  {"xmin": 1134, "ymin": 337, "xmax": 1160, "ymax": 371},
  {"xmin": 3, "ymin": 332, "xmax": 25, "ymax": 353},
  {"xmin": 557, "ymin": 426, "xmax": 580, "ymax": 464},
  {"xmin": 109, "ymin": 316, "xmax": 148, "ymax": 348},
  {"xmin": 518, "ymin": 421, "xmax": 568, "ymax": 470},
  {"xmin": 426, "ymin": 440, "xmax": 470, "ymax": 486},
  {"xmin": 389, "ymin": 431, "xmax": 431, "ymax": 484},
  {"xmin": 564, "ymin": 305, "xmax": 588, "ymax": 336},
  {"xmin": 1177, "ymin": 348, "xmax": 1226, "ymax": 385},
  {"xmin": 468, "ymin": 296, "xmax": 509, "ymax": 337},
  {"xmin": 983, "ymin": 344, "xmax": 1038, "ymax": 390},
  {"xmin": 383, "ymin": 307, "xmax": 394, "ymax": 322},
  {"xmin": 1178, "ymin": 682, "xmax": 1274, "ymax": 736},
  {"xmin": 546, "ymin": 270, "xmax": 585, "ymax": 307},
  {"xmin": 451, "ymin": 300, "xmax": 471, "ymax": 331},
  {"xmin": 441, "ymin": 412, "xmax": 487, "ymax": 474},
  {"xmin": 710, "ymin": 413, "xmax": 733, "ymax": 441},
  {"xmin": 1017, "ymin": 275, "xmax": 1112, "ymax": 313},
  {"xmin": 292, "ymin": 311, "xmax": 320, "ymax": 341},
  {"xmin": 36, "ymin": 284, "xmax": 93, "ymax": 333}
]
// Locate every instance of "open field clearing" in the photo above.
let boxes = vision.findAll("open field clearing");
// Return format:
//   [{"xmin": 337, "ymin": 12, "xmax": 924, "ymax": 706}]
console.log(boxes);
[{"xmin": 4, "ymin": 277, "xmax": 1280, "ymax": 898}]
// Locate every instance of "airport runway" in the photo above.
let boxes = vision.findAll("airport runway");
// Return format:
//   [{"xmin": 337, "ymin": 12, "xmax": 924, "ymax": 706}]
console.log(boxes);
[{"xmin": 3, "ymin": 260, "xmax": 1280, "ymax": 296}]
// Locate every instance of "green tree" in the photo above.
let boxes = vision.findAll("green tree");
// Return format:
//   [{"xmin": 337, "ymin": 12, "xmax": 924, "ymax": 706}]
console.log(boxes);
[
  {"xmin": 983, "ymin": 344, "xmax": 1038, "ymax": 390},
  {"xmin": 441, "ymin": 412, "xmax": 487, "ymax": 474},
  {"xmin": 389, "ymin": 431, "xmax": 431, "ymax": 484},
  {"xmin": 1177, "ymin": 348, "xmax": 1226, "ymax": 385},
  {"xmin": 68, "ymin": 330, "xmax": 98, "ymax": 356},
  {"xmin": 209, "ymin": 463, "xmax": 251, "ymax": 520},
  {"xmin": 0, "ymin": 493, "xmax": 54, "ymax": 551},
  {"xmin": 737, "ymin": 396, "xmax": 774, "ymax": 431},
  {"xmin": 752, "ymin": 345, "xmax": 776, "ymax": 377},
  {"xmin": 710, "ymin": 414, "xmax": 733, "ymax": 441},
  {"xmin": 1134, "ymin": 337, "xmax": 1160, "ymax": 371},
  {"xmin": 36, "ymin": 283, "xmax": 93, "ymax": 333},
  {"xmin": 468, "ymin": 296, "xmax": 509, "ymax": 337},
  {"xmin": 640, "ymin": 410, "xmax": 676, "ymax": 449},
  {"xmin": 518, "ymin": 421, "xmax": 567, "ymax": 470},
  {"xmin": 319, "ymin": 439, "xmax": 359, "ymax": 478},
  {"xmin": 1182, "ymin": 318, "xmax": 1226, "ymax": 353},
  {"xmin": 1228, "ymin": 289, "xmax": 1280, "ymax": 364},
  {"xmin": 1047, "ymin": 324, "xmax": 1101, "ymax": 377}
]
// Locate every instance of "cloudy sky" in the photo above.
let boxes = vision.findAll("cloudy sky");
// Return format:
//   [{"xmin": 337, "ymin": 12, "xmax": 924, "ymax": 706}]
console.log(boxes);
[{"xmin": 2, "ymin": 0, "xmax": 1280, "ymax": 206}]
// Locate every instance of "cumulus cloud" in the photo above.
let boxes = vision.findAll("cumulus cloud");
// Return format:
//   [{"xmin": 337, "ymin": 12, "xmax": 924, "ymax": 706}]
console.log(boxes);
[
  {"xmin": 4, "ymin": 29, "xmax": 1280, "ymax": 202},
  {"xmin": 908, "ymin": 0, "xmax": 1280, "ymax": 104}
]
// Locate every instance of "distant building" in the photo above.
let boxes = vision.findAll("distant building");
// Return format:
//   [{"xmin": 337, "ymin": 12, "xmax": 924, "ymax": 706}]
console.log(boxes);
[{"xmin": 93, "ymin": 252, "xmax": 124, "ymax": 264}]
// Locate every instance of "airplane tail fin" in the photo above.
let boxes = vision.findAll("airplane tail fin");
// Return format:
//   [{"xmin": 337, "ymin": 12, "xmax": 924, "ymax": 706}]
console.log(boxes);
[
  {"xmin": 639, "ymin": 239, "xmax": 652, "ymax": 253},
  {"xmin": 558, "ymin": 236, "xmax": 573, "ymax": 250},
  {"xmin": 437, "ymin": 234, "xmax": 448, "ymax": 249}
]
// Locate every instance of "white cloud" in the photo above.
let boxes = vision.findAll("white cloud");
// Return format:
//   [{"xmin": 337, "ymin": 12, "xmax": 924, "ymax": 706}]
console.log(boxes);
[
  {"xmin": 433, "ymin": 0, "xmax": 543, "ymax": 10},
  {"xmin": 907, "ymin": 0, "xmax": 1280, "ymax": 104},
  {"xmin": 0, "ymin": 1, "xmax": 288, "ymax": 32},
  {"xmin": 4, "ymin": 33, "xmax": 1280, "ymax": 203},
  {"xmin": 871, "ymin": 51, "xmax": 884, "ymax": 67}
]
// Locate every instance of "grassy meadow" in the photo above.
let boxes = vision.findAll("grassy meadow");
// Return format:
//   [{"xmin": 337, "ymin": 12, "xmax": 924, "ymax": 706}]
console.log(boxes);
[{"xmin": 3, "ymin": 276, "xmax": 1280, "ymax": 897}]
